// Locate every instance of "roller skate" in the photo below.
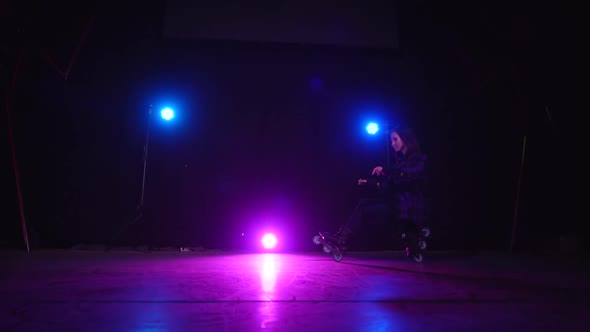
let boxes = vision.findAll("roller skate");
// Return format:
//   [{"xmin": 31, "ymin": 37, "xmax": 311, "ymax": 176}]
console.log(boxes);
[
  {"xmin": 312, "ymin": 226, "xmax": 352, "ymax": 262},
  {"xmin": 401, "ymin": 226, "xmax": 430, "ymax": 263}
]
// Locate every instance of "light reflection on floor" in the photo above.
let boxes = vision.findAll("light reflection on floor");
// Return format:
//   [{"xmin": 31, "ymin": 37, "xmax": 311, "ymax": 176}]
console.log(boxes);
[
  {"xmin": 258, "ymin": 253, "xmax": 279, "ymax": 329},
  {"xmin": 259, "ymin": 253, "xmax": 279, "ymax": 296}
]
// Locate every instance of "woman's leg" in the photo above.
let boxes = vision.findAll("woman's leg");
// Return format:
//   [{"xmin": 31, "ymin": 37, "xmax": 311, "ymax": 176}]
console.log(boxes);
[
  {"xmin": 400, "ymin": 218, "xmax": 421, "ymax": 254},
  {"xmin": 326, "ymin": 197, "xmax": 389, "ymax": 244}
]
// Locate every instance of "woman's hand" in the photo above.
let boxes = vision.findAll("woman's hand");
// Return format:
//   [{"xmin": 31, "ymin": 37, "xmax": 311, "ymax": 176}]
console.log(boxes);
[
  {"xmin": 357, "ymin": 178, "xmax": 368, "ymax": 186},
  {"xmin": 371, "ymin": 166, "xmax": 384, "ymax": 176}
]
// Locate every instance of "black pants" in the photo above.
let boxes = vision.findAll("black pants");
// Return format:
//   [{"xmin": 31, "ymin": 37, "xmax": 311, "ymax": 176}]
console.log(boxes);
[
  {"xmin": 344, "ymin": 197, "xmax": 421, "ymax": 237},
  {"xmin": 344, "ymin": 197, "xmax": 393, "ymax": 233}
]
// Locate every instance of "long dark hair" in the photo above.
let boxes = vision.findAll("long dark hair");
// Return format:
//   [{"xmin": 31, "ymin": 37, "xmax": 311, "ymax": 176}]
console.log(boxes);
[
  {"xmin": 392, "ymin": 128, "xmax": 429, "ymax": 196},
  {"xmin": 392, "ymin": 128, "xmax": 422, "ymax": 160}
]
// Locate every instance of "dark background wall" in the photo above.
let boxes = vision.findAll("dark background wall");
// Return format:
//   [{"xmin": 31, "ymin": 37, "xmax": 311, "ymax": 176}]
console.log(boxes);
[
  {"xmin": 1, "ymin": 1, "xmax": 580, "ymax": 252},
  {"xmin": 163, "ymin": 0, "xmax": 400, "ymax": 49}
]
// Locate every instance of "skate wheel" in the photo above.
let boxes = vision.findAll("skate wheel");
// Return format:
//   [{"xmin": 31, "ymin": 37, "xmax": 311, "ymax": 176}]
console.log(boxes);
[
  {"xmin": 419, "ymin": 240, "xmax": 427, "ymax": 250},
  {"xmin": 313, "ymin": 235, "xmax": 322, "ymax": 245},
  {"xmin": 323, "ymin": 244, "xmax": 333, "ymax": 254},
  {"xmin": 411, "ymin": 253, "xmax": 424, "ymax": 262},
  {"xmin": 421, "ymin": 227, "xmax": 431, "ymax": 238},
  {"xmin": 333, "ymin": 250, "xmax": 343, "ymax": 262}
]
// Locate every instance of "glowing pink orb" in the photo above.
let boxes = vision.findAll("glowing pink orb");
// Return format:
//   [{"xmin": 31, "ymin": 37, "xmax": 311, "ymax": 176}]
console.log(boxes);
[{"xmin": 261, "ymin": 233, "xmax": 278, "ymax": 249}]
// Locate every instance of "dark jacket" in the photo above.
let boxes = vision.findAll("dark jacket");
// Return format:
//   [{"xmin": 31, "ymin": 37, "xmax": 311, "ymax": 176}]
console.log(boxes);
[{"xmin": 382, "ymin": 151, "xmax": 429, "ymax": 225}]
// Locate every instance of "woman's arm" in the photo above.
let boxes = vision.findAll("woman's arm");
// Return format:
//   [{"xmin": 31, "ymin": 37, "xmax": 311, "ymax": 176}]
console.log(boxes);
[{"xmin": 388, "ymin": 153, "xmax": 427, "ymax": 185}]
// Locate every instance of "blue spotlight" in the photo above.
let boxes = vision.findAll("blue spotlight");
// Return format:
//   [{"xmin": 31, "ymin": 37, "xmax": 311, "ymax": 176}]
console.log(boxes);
[
  {"xmin": 160, "ymin": 107, "xmax": 174, "ymax": 121},
  {"xmin": 366, "ymin": 122, "xmax": 379, "ymax": 135}
]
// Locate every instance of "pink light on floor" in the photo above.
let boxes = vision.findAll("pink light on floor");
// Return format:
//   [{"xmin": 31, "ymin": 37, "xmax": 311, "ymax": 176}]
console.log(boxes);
[
  {"xmin": 259, "ymin": 253, "xmax": 278, "ymax": 294},
  {"xmin": 261, "ymin": 233, "xmax": 278, "ymax": 249}
]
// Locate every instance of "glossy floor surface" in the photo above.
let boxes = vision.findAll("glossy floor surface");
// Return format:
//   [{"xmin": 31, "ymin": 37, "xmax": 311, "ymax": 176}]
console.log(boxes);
[{"xmin": 1, "ymin": 250, "xmax": 588, "ymax": 331}]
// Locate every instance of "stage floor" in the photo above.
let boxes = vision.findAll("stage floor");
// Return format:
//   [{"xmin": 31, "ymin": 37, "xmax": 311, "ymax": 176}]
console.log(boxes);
[{"xmin": 1, "ymin": 249, "xmax": 588, "ymax": 331}]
